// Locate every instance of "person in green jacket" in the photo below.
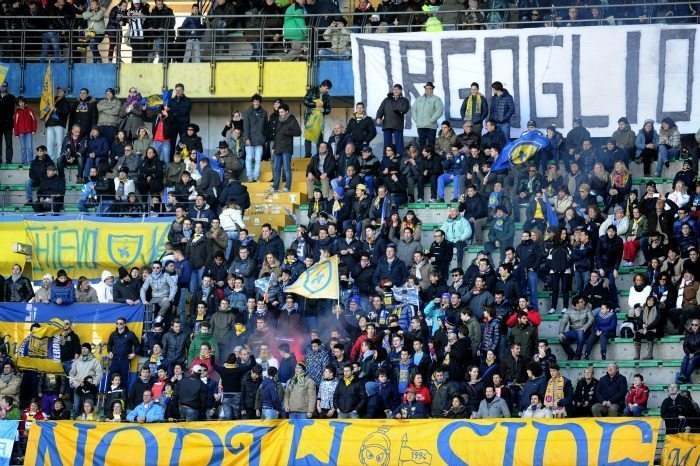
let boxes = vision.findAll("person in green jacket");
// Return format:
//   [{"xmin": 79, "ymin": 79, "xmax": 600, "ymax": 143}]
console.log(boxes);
[
  {"xmin": 441, "ymin": 206, "xmax": 473, "ymax": 269},
  {"xmin": 0, "ymin": 395, "xmax": 21, "ymax": 420},
  {"xmin": 411, "ymin": 81, "xmax": 444, "ymax": 150},
  {"xmin": 283, "ymin": 0, "xmax": 308, "ymax": 61},
  {"xmin": 485, "ymin": 204, "xmax": 515, "ymax": 264},
  {"xmin": 188, "ymin": 322, "xmax": 219, "ymax": 365}
]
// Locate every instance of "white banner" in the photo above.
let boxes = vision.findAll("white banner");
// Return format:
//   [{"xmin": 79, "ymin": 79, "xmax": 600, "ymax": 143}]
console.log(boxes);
[{"xmin": 351, "ymin": 25, "xmax": 699, "ymax": 138}]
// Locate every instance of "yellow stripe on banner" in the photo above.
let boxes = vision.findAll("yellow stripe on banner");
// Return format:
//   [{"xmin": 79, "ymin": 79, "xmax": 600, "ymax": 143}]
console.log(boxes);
[
  {"xmin": 261, "ymin": 62, "xmax": 308, "ymax": 98},
  {"xmin": 214, "ymin": 62, "xmax": 260, "ymax": 98},
  {"xmin": 117, "ymin": 64, "xmax": 165, "ymax": 98},
  {"xmin": 25, "ymin": 418, "xmax": 662, "ymax": 466},
  {"xmin": 661, "ymin": 433, "xmax": 700, "ymax": 466},
  {"xmin": 166, "ymin": 63, "xmax": 211, "ymax": 98}
]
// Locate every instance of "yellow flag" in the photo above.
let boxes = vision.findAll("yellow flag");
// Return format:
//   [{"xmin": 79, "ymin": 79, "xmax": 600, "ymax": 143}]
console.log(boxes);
[
  {"xmin": 39, "ymin": 64, "xmax": 54, "ymax": 121},
  {"xmin": 284, "ymin": 255, "xmax": 339, "ymax": 299},
  {"xmin": 0, "ymin": 64, "xmax": 8, "ymax": 86}
]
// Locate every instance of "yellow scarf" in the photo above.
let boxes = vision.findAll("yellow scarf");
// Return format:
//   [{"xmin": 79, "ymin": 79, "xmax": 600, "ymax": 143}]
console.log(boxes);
[
  {"xmin": 465, "ymin": 94, "xmax": 482, "ymax": 119},
  {"xmin": 344, "ymin": 376, "xmax": 354, "ymax": 386},
  {"xmin": 544, "ymin": 375, "xmax": 566, "ymax": 417}
]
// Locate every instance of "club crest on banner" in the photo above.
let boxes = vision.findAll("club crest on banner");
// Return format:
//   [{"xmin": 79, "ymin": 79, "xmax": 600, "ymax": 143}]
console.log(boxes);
[{"xmin": 107, "ymin": 234, "xmax": 144, "ymax": 268}]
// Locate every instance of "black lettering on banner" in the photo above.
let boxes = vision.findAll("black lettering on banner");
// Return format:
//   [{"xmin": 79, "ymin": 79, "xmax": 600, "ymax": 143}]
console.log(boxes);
[
  {"xmin": 527, "ymin": 35, "xmax": 564, "ymax": 129},
  {"xmin": 399, "ymin": 40, "xmax": 434, "ymax": 130},
  {"xmin": 657, "ymin": 28, "xmax": 696, "ymax": 123},
  {"xmin": 625, "ymin": 31, "xmax": 641, "ymax": 125},
  {"xmin": 440, "ymin": 37, "xmax": 477, "ymax": 126},
  {"xmin": 355, "ymin": 38, "xmax": 393, "ymax": 114},
  {"xmin": 571, "ymin": 34, "xmax": 608, "ymax": 128},
  {"xmin": 484, "ymin": 36, "xmax": 520, "ymax": 128}
]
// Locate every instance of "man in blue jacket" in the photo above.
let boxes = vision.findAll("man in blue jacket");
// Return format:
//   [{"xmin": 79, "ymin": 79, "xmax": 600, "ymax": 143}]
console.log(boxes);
[
  {"xmin": 126, "ymin": 389, "xmax": 164, "ymax": 423},
  {"xmin": 489, "ymin": 81, "xmax": 515, "ymax": 141},
  {"xmin": 591, "ymin": 362, "xmax": 627, "ymax": 417},
  {"xmin": 372, "ymin": 244, "xmax": 408, "ymax": 295}
]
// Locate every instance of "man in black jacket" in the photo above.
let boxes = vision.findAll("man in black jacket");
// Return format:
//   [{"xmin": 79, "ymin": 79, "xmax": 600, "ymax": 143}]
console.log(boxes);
[
  {"xmin": 516, "ymin": 230, "xmax": 544, "ymax": 309},
  {"xmin": 25, "ymin": 145, "xmax": 54, "ymax": 204},
  {"xmin": 34, "ymin": 165, "xmax": 65, "ymax": 213},
  {"xmin": 68, "ymin": 89, "xmax": 97, "ymax": 139},
  {"xmin": 660, "ymin": 383, "xmax": 698, "ymax": 433},
  {"xmin": 571, "ymin": 230, "xmax": 594, "ymax": 295},
  {"xmin": 0, "ymin": 82, "xmax": 15, "ymax": 163},
  {"xmin": 112, "ymin": 267, "xmax": 141, "ymax": 304},
  {"xmin": 219, "ymin": 177, "xmax": 251, "ymax": 212},
  {"xmin": 239, "ymin": 366, "xmax": 263, "ymax": 419},
  {"xmin": 417, "ymin": 146, "xmax": 443, "ymax": 202},
  {"xmin": 178, "ymin": 367, "xmax": 208, "ymax": 421},
  {"xmin": 107, "ymin": 317, "xmax": 141, "ymax": 388},
  {"xmin": 169, "ymin": 84, "xmax": 192, "ymax": 145},
  {"xmin": 272, "ymin": 104, "xmax": 302, "ymax": 192},
  {"xmin": 334, "ymin": 364, "xmax": 367, "ymax": 418},
  {"xmin": 345, "ymin": 102, "xmax": 376, "ymax": 155},
  {"xmin": 306, "ymin": 141, "xmax": 336, "ymax": 199},
  {"xmin": 459, "ymin": 185, "xmax": 488, "ymax": 243},
  {"xmin": 595, "ymin": 225, "xmax": 623, "ymax": 310},
  {"xmin": 429, "ymin": 229, "xmax": 454, "ymax": 279}
]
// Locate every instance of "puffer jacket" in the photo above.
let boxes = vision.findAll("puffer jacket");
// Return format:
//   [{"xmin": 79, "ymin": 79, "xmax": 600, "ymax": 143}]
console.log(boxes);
[
  {"xmin": 683, "ymin": 330, "xmax": 700, "ymax": 356},
  {"xmin": 333, "ymin": 376, "xmax": 367, "ymax": 414},
  {"xmin": 68, "ymin": 354, "xmax": 103, "ymax": 389},
  {"xmin": 625, "ymin": 383, "xmax": 649, "ymax": 407},
  {"xmin": 140, "ymin": 272, "xmax": 175, "ymax": 301},
  {"xmin": 376, "ymin": 92, "xmax": 410, "ymax": 131},
  {"xmin": 284, "ymin": 376, "xmax": 316, "ymax": 413},
  {"xmin": 489, "ymin": 89, "xmax": 515, "ymax": 124},
  {"xmin": 559, "ymin": 307, "xmax": 593, "ymax": 333},
  {"xmin": 162, "ymin": 329, "xmax": 190, "ymax": 364},
  {"xmin": 51, "ymin": 279, "xmax": 75, "ymax": 305},
  {"xmin": 411, "ymin": 94, "xmax": 444, "ymax": 129},
  {"xmin": 441, "ymin": 215, "xmax": 472, "ymax": 243},
  {"xmin": 273, "ymin": 114, "xmax": 301, "ymax": 155}
]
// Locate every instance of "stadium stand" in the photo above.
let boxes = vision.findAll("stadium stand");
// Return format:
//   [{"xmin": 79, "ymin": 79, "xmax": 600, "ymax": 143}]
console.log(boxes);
[{"xmin": 0, "ymin": 1, "xmax": 699, "ymax": 464}]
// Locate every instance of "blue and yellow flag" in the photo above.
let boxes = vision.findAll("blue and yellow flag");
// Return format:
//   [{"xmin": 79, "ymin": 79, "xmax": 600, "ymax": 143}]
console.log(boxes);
[
  {"xmin": 39, "ymin": 64, "xmax": 54, "ymax": 121},
  {"xmin": 284, "ymin": 255, "xmax": 339, "ymax": 299},
  {"xmin": 492, "ymin": 130, "xmax": 549, "ymax": 172},
  {"xmin": 544, "ymin": 195, "xmax": 560, "ymax": 229},
  {"xmin": 0, "ymin": 303, "xmax": 144, "ymax": 375}
]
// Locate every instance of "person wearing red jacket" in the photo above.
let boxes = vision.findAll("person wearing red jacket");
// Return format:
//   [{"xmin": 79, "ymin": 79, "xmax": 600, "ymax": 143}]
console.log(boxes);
[
  {"xmin": 350, "ymin": 323, "xmax": 379, "ymax": 362},
  {"xmin": 403, "ymin": 373, "xmax": 432, "ymax": 407},
  {"xmin": 506, "ymin": 296, "xmax": 543, "ymax": 328},
  {"xmin": 623, "ymin": 373, "xmax": 649, "ymax": 417},
  {"xmin": 20, "ymin": 398, "xmax": 45, "ymax": 438},
  {"xmin": 13, "ymin": 96, "xmax": 37, "ymax": 165}
]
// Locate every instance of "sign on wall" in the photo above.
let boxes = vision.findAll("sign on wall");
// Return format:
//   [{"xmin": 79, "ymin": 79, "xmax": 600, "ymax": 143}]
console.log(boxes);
[{"xmin": 352, "ymin": 25, "xmax": 698, "ymax": 137}]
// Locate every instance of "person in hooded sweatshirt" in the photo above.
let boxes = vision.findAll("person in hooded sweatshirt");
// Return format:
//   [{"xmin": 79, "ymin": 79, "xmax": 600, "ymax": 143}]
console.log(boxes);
[
  {"xmin": 51, "ymin": 269, "xmax": 75, "ymax": 305},
  {"xmin": 94, "ymin": 270, "xmax": 115, "ymax": 303}
]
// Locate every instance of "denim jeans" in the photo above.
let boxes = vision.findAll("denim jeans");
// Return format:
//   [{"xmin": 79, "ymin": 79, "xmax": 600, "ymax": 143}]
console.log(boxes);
[
  {"xmin": 273, "ymin": 152, "xmax": 292, "ymax": 190},
  {"xmin": 25, "ymin": 179, "xmax": 36, "ymax": 202},
  {"xmin": 289, "ymin": 412, "xmax": 309, "ymax": 419},
  {"xmin": 88, "ymin": 34, "xmax": 104, "ymax": 63},
  {"xmin": 220, "ymin": 393, "xmax": 241, "ymax": 420},
  {"xmin": 152, "ymin": 140, "xmax": 171, "ymax": 164},
  {"xmin": 184, "ymin": 39, "xmax": 201, "ymax": 63},
  {"xmin": 574, "ymin": 271, "xmax": 590, "ymax": 296},
  {"xmin": 109, "ymin": 359, "xmax": 130, "ymax": 389},
  {"xmin": 153, "ymin": 37, "xmax": 164, "ymax": 61},
  {"xmin": 46, "ymin": 126, "xmax": 65, "ymax": 164},
  {"xmin": 655, "ymin": 146, "xmax": 679, "ymax": 176},
  {"xmin": 337, "ymin": 411, "xmax": 359, "ymax": 419},
  {"xmin": 382, "ymin": 129, "xmax": 404, "ymax": 156},
  {"xmin": 437, "ymin": 173, "xmax": 459, "ymax": 200},
  {"xmin": 189, "ymin": 267, "xmax": 205, "ymax": 292},
  {"xmin": 497, "ymin": 123, "xmax": 511, "ymax": 141},
  {"xmin": 605, "ymin": 270, "xmax": 619, "ymax": 309},
  {"xmin": 623, "ymin": 405, "xmax": 646, "ymax": 416},
  {"xmin": 177, "ymin": 287, "xmax": 189, "ymax": 324},
  {"xmin": 180, "ymin": 405, "xmax": 200, "ymax": 421},
  {"xmin": 262, "ymin": 408, "xmax": 279, "ymax": 419},
  {"xmin": 417, "ymin": 127, "xmax": 436, "ymax": 150},
  {"xmin": 681, "ymin": 353, "xmax": 700, "ymax": 381},
  {"xmin": 560, "ymin": 329, "xmax": 586, "ymax": 358},
  {"xmin": 41, "ymin": 31, "xmax": 61, "ymax": 62},
  {"xmin": 527, "ymin": 270, "xmax": 539, "ymax": 309},
  {"xmin": 585, "ymin": 330, "xmax": 615, "ymax": 357},
  {"xmin": 83, "ymin": 155, "xmax": 106, "ymax": 179},
  {"xmin": 245, "ymin": 145, "xmax": 263, "ymax": 181},
  {"xmin": 19, "ymin": 133, "xmax": 33, "ymax": 164}
]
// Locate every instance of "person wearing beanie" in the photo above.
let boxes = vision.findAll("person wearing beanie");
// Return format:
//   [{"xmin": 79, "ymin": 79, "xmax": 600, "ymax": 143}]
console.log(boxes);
[
  {"xmin": 284, "ymin": 361, "xmax": 316, "ymax": 419},
  {"xmin": 68, "ymin": 342, "xmax": 103, "ymax": 418},
  {"xmin": 114, "ymin": 164, "xmax": 136, "ymax": 203},
  {"xmin": 113, "ymin": 266, "xmax": 141, "ymax": 305},
  {"xmin": 97, "ymin": 87, "xmax": 121, "ymax": 144},
  {"xmin": 94, "ymin": 270, "xmax": 115, "ymax": 304},
  {"xmin": 34, "ymin": 274, "xmax": 54, "ymax": 304}
]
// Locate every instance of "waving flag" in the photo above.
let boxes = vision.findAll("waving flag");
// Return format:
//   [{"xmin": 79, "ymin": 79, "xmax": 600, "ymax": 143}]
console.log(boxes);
[
  {"xmin": 39, "ymin": 64, "xmax": 54, "ymax": 121},
  {"xmin": 492, "ymin": 130, "xmax": 549, "ymax": 172},
  {"xmin": 544, "ymin": 195, "xmax": 560, "ymax": 229},
  {"xmin": 255, "ymin": 272, "xmax": 276, "ymax": 295},
  {"xmin": 284, "ymin": 256, "xmax": 339, "ymax": 299},
  {"xmin": 392, "ymin": 286, "xmax": 420, "ymax": 306}
]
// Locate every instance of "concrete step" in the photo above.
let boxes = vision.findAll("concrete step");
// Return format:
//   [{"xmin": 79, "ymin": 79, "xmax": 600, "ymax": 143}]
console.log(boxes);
[
  {"xmin": 539, "ymin": 334, "xmax": 683, "ymax": 361},
  {"xmin": 557, "ymin": 359, "xmax": 695, "ymax": 389}
]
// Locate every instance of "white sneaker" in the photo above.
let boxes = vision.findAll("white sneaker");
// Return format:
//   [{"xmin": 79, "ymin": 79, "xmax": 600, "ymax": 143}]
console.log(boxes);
[
  {"xmin": 561, "ymin": 308, "xmax": 568, "ymax": 313},
  {"xmin": 548, "ymin": 308, "xmax": 556, "ymax": 314}
]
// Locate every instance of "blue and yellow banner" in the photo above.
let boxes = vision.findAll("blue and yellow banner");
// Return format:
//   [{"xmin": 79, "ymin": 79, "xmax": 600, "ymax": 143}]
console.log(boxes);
[
  {"xmin": 0, "ymin": 303, "xmax": 144, "ymax": 375},
  {"xmin": 492, "ymin": 130, "xmax": 549, "ymax": 172},
  {"xmin": 284, "ymin": 255, "xmax": 339, "ymax": 299},
  {"xmin": 661, "ymin": 434, "xmax": 700, "ymax": 466},
  {"xmin": 0, "ymin": 215, "xmax": 171, "ymax": 280},
  {"xmin": 25, "ymin": 418, "xmax": 662, "ymax": 466}
]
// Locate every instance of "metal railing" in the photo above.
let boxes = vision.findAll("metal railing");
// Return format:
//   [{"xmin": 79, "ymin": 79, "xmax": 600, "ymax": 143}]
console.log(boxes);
[{"xmin": 0, "ymin": 2, "xmax": 697, "ymax": 66}]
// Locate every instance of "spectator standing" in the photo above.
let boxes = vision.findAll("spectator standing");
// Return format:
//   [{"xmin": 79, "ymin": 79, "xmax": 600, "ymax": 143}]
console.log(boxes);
[
  {"xmin": 181, "ymin": 4, "xmax": 205, "ymax": 63},
  {"xmin": 13, "ymin": 97, "xmax": 37, "ymax": 165},
  {"xmin": 543, "ymin": 364, "xmax": 574, "ymax": 418},
  {"xmin": 127, "ymin": 0, "xmax": 150, "ymax": 63},
  {"xmin": 148, "ymin": 0, "xmax": 174, "ymax": 63},
  {"xmin": 96, "ymin": 88, "xmax": 121, "ymax": 144},
  {"xmin": 284, "ymin": 361, "xmax": 317, "ymax": 419},
  {"xmin": 82, "ymin": 0, "xmax": 106, "ymax": 63},
  {"xmin": 107, "ymin": 317, "xmax": 140, "ymax": 388},
  {"xmin": 0, "ymin": 82, "xmax": 16, "ymax": 164},
  {"xmin": 459, "ymin": 82, "xmax": 488, "ymax": 134},
  {"xmin": 411, "ymin": 81, "xmax": 444, "ymax": 150},
  {"xmin": 376, "ymin": 84, "xmax": 410, "ymax": 157},
  {"xmin": 302, "ymin": 80, "xmax": 332, "ymax": 158},
  {"xmin": 242, "ymin": 94, "xmax": 268, "ymax": 182},
  {"xmin": 489, "ymin": 81, "xmax": 515, "ymax": 141},
  {"xmin": 44, "ymin": 87, "xmax": 71, "ymax": 164},
  {"xmin": 69, "ymin": 343, "xmax": 103, "ymax": 417},
  {"xmin": 271, "ymin": 103, "xmax": 301, "ymax": 193},
  {"xmin": 69, "ymin": 88, "xmax": 98, "ymax": 139}
]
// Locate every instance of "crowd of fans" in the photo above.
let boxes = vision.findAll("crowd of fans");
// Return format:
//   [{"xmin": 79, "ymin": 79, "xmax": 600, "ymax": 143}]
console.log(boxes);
[
  {"xmin": 0, "ymin": 0, "xmax": 699, "ymax": 64},
  {"xmin": 0, "ymin": 72, "xmax": 699, "ymax": 466}
]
